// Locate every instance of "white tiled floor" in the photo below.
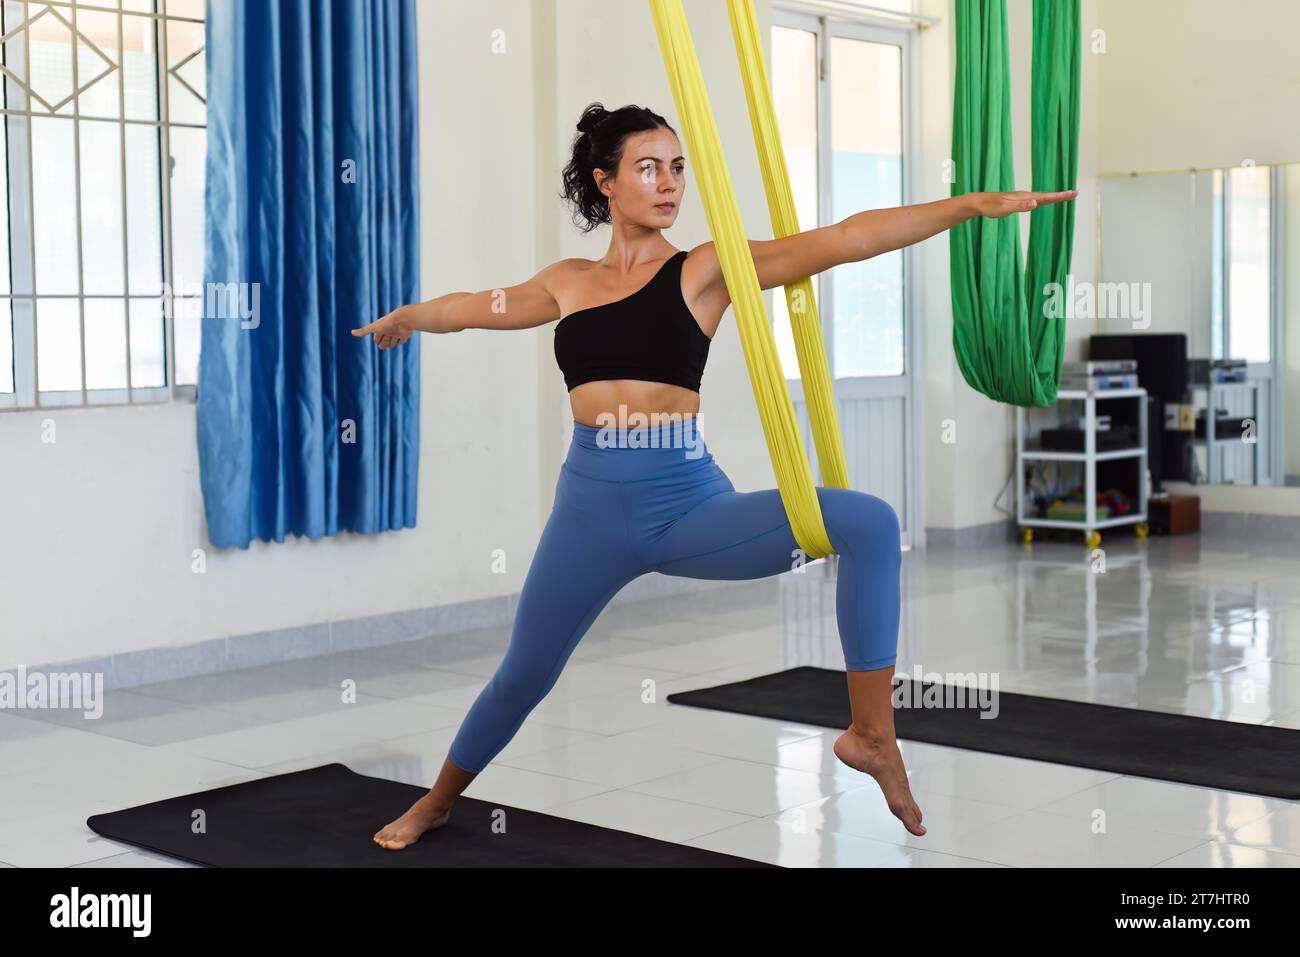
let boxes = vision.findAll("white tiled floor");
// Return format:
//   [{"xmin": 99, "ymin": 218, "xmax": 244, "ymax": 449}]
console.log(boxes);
[{"xmin": 4, "ymin": 531, "xmax": 1300, "ymax": 868}]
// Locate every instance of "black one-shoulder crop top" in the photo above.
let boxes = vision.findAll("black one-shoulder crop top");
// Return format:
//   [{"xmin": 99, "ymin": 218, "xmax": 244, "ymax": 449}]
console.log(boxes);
[{"xmin": 553, "ymin": 250, "xmax": 712, "ymax": 393}]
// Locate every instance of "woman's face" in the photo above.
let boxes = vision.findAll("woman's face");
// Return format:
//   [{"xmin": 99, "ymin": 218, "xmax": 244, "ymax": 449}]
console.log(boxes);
[{"xmin": 596, "ymin": 127, "xmax": 685, "ymax": 229}]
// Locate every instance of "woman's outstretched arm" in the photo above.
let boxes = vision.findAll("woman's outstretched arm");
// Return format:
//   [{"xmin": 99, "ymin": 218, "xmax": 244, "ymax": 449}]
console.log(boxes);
[
  {"xmin": 744, "ymin": 189, "xmax": 1078, "ymax": 293},
  {"xmin": 352, "ymin": 262, "xmax": 565, "ymax": 350}
]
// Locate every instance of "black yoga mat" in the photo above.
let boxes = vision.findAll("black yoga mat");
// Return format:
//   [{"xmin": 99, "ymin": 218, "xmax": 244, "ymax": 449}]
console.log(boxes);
[
  {"xmin": 85, "ymin": 763, "xmax": 775, "ymax": 867},
  {"xmin": 666, "ymin": 667, "xmax": 1300, "ymax": 800}
]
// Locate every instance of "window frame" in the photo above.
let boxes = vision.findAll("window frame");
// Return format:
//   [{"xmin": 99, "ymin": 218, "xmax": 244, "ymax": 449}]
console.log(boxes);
[{"xmin": 0, "ymin": 0, "xmax": 203, "ymax": 412}]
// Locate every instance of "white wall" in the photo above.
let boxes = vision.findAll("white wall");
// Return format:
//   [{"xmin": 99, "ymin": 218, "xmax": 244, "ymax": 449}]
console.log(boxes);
[{"xmin": 1094, "ymin": 0, "xmax": 1300, "ymax": 174}]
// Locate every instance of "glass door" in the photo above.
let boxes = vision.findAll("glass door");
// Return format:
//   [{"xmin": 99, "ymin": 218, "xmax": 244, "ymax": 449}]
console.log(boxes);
[{"xmin": 770, "ymin": 11, "xmax": 920, "ymax": 544}]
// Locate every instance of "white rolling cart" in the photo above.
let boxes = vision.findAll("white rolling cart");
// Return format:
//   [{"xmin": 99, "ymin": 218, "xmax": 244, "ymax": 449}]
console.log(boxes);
[{"xmin": 1015, "ymin": 387, "xmax": 1150, "ymax": 547}]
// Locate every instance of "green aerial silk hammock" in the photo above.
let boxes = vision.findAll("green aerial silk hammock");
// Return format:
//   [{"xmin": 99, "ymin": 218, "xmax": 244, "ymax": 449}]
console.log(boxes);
[{"xmin": 950, "ymin": 0, "xmax": 1081, "ymax": 408}]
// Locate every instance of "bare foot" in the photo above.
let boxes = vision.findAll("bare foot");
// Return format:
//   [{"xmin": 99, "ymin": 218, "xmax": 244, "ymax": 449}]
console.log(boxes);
[
  {"xmin": 833, "ymin": 727, "xmax": 926, "ymax": 836},
  {"xmin": 373, "ymin": 791, "xmax": 453, "ymax": 850}
]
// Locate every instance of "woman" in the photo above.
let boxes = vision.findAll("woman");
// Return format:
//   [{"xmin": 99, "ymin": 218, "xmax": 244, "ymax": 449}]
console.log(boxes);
[{"xmin": 355, "ymin": 102, "xmax": 1076, "ymax": 850}]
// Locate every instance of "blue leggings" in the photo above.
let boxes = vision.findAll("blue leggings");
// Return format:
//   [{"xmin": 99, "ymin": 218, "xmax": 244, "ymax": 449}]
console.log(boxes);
[{"xmin": 447, "ymin": 416, "xmax": 901, "ymax": 774}]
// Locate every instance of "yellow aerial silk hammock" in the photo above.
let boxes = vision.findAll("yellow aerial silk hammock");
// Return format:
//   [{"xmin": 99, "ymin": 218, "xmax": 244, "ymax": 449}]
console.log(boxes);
[{"xmin": 649, "ymin": 0, "xmax": 848, "ymax": 560}]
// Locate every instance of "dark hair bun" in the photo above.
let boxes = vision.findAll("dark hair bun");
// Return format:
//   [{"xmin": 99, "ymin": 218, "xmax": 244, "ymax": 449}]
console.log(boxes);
[
  {"xmin": 576, "ymin": 104, "xmax": 607, "ymax": 135},
  {"xmin": 560, "ymin": 102, "xmax": 676, "ymax": 233}
]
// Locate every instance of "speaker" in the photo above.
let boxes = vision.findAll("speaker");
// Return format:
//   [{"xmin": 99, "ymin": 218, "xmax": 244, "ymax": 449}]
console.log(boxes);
[{"xmin": 1089, "ymin": 334, "xmax": 1189, "ymax": 486}]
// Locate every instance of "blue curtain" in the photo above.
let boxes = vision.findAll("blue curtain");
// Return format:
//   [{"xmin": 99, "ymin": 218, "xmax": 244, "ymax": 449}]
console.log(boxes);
[{"xmin": 198, "ymin": 0, "xmax": 420, "ymax": 549}]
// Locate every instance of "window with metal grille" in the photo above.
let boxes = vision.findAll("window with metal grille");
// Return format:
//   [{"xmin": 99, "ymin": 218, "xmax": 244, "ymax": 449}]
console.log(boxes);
[{"xmin": 0, "ymin": 0, "xmax": 204, "ymax": 411}]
